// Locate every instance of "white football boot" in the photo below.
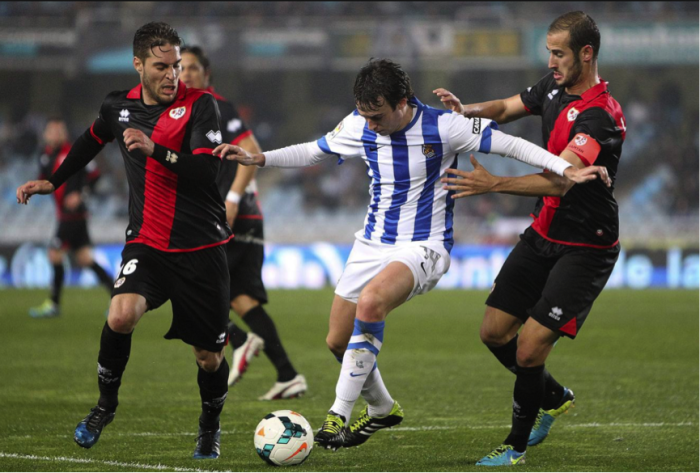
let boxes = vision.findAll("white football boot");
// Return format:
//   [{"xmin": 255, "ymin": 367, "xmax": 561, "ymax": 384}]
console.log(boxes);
[
  {"xmin": 228, "ymin": 332, "xmax": 265, "ymax": 386},
  {"xmin": 259, "ymin": 374, "xmax": 308, "ymax": 401}
]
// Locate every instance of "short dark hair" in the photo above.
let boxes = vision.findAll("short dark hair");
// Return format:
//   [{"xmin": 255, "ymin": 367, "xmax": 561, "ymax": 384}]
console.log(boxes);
[
  {"xmin": 180, "ymin": 45, "xmax": 210, "ymax": 71},
  {"xmin": 133, "ymin": 22, "xmax": 183, "ymax": 62},
  {"xmin": 353, "ymin": 58, "xmax": 414, "ymax": 111},
  {"xmin": 548, "ymin": 11, "xmax": 600, "ymax": 60}
]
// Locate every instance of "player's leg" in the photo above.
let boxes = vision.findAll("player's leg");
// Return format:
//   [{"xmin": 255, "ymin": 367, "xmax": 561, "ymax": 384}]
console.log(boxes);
[
  {"xmin": 166, "ymin": 245, "xmax": 230, "ymax": 459},
  {"xmin": 75, "ymin": 245, "xmax": 114, "ymax": 294},
  {"xmin": 29, "ymin": 244, "xmax": 64, "ymax": 318},
  {"xmin": 74, "ymin": 292, "xmax": 148, "ymax": 448},
  {"xmin": 192, "ymin": 346, "xmax": 227, "ymax": 459}
]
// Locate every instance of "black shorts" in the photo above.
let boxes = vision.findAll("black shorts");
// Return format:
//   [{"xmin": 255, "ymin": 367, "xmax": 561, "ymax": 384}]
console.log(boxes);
[
  {"xmin": 226, "ymin": 220, "xmax": 268, "ymax": 304},
  {"xmin": 50, "ymin": 220, "xmax": 91, "ymax": 251},
  {"xmin": 486, "ymin": 228, "xmax": 619, "ymax": 339},
  {"xmin": 112, "ymin": 243, "xmax": 230, "ymax": 352}
]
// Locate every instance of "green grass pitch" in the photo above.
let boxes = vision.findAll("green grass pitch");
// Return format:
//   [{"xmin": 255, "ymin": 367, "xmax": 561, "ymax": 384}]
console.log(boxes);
[{"xmin": 0, "ymin": 288, "xmax": 697, "ymax": 471}]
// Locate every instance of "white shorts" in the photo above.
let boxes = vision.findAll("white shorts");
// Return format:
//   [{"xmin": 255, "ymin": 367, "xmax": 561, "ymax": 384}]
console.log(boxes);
[{"xmin": 335, "ymin": 236, "xmax": 451, "ymax": 304}]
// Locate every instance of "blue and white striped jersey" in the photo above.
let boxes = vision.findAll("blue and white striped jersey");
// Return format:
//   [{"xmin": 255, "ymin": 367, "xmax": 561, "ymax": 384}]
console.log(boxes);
[{"xmin": 313, "ymin": 97, "xmax": 499, "ymax": 252}]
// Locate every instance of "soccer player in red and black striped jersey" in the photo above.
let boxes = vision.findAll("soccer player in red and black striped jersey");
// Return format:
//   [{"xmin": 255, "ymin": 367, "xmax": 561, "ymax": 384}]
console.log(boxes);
[
  {"xmin": 436, "ymin": 12, "xmax": 625, "ymax": 465},
  {"xmin": 29, "ymin": 117, "xmax": 114, "ymax": 319},
  {"xmin": 180, "ymin": 46, "xmax": 306, "ymax": 400},
  {"xmin": 16, "ymin": 22, "xmax": 231, "ymax": 459}
]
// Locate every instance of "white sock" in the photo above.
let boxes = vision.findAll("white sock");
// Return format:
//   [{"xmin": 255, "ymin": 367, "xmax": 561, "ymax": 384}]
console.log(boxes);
[
  {"xmin": 361, "ymin": 367, "xmax": 395, "ymax": 417},
  {"xmin": 330, "ymin": 348, "xmax": 376, "ymax": 422}
]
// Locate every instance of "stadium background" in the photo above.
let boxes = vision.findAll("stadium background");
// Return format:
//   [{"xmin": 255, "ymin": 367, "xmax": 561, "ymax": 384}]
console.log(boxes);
[{"xmin": 0, "ymin": 1, "xmax": 697, "ymax": 291}]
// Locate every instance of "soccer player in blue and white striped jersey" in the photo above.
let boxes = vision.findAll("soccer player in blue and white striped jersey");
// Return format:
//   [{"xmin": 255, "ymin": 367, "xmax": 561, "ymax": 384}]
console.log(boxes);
[{"xmin": 214, "ymin": 59, "xmax": 606, "ymax": 451}]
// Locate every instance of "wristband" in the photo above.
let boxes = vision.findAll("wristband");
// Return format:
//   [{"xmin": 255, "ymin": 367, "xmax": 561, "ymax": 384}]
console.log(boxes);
[{"xmin": 226, "ymin": 191, "xmax": 241, "ymax": 204}]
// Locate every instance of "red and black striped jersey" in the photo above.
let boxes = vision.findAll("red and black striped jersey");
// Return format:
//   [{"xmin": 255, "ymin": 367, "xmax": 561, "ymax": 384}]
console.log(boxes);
[
  {"xmin": 521, "ymin": 72, "xmax": 626, "ymax": 248},
  {"xmin": 208, "ymin": 87, "xmax": 264, "ymax": 227},
  {"xmin": 89, "ymin": 80, "xmax": 232, "ymax": 252},
  {"xmin": 39, "ymin": 142, "xmax": 100, "ymax": 222}
]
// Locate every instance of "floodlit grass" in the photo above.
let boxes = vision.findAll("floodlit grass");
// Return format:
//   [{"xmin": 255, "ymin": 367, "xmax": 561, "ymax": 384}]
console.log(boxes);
[{"xmin": 0, "ymin": 288, "xmax": 697, "ymax": 471}]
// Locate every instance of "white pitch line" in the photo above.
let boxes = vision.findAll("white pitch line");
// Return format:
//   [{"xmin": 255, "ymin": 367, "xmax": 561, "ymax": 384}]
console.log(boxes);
[
  {"xmin": 0, "ymin": 452, "xmax": 216, "ymax": 472},
  {"xmin": 391, "ymin": 422, "xmax": 696, "ymax": 432}
]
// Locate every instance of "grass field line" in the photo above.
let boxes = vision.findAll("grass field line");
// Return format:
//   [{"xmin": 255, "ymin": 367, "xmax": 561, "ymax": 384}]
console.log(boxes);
[{"xmin": 0, "ymin": 452, "xmax": 215, "ymax": 472}]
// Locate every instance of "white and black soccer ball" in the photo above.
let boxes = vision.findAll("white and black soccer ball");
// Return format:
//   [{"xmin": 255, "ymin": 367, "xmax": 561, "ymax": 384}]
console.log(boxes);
[{"xmin": 254, "ymin": 410, "xmax": 313, "ymax": 466}]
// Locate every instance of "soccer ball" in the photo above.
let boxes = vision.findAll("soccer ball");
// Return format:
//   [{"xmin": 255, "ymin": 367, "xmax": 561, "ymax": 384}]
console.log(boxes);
[{"xmin": 254, "ymin": 410, "xmax": 313, "ymax": 466}]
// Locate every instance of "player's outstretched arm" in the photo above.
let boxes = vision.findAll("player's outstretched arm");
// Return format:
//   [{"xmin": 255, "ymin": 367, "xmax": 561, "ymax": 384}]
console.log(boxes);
[
  {"xmin": 213, "ymin": 143, "xmax": 266, "ymax": 166},
  {"xmin": 442, "ymin": 154, "xmax": 610, "ymax": 200},
  {"xmin": 16, "ymin": 180, "xmax": 55, "ymax": 205},
  {"xmin": 434, "ymin": 88, "xmax": 528, "ymax": 124}
]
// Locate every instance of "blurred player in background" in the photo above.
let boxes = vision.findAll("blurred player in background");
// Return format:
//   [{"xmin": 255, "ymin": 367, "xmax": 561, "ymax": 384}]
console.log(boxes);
[
  {"xmin": 17, "ymin": 22, "xmax": 232, "ymax": 459},
  {"xmin": 29, "ymin": 117, "xmax": 114, "ymax": 319},
  {"xmin": 215, "ymin": 58, "xmax": 607, "ymax": 451},
  {"xmin": 436, "ymin": 11, "xmax": 625, "ymax": 466},
  {"xmin": 180, "ymin": 46, "xmax": 306, "ymax": 400}
]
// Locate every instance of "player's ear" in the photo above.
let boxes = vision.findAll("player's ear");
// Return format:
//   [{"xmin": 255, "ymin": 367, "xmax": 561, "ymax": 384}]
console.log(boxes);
[
  {"xmin": 133, "ymin": 57, "xmax": 143, "ymax": 74},
  {"xmin": 580, "ymin": 45, "xmax": 594, "ymax": 64}
]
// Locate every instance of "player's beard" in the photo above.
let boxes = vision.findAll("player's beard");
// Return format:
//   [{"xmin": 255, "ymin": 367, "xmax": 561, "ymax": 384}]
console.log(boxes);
[
  {"xmin": 560, "ymin": 54, "xmax": 584, "ymax": 90},
  {"xmin": 142, "ymin": 72, "xmax": 177, "ymax": 106}
]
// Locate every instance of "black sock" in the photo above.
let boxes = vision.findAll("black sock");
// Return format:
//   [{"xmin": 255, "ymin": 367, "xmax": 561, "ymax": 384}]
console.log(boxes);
[
  {"xmin": 90, "ymin": 262, "xmax": 114, "ymax": 293},
  {"xmin": 242, "ymin": 305, "xmax": 297, "ymax": 382},
  {"xmin": 50, "ymin": 264, "xmax": 65, "ymax": 305},
  {"xmin": 198, "ymin": 358, "xmax": 229, "ymax": 431},
  {"xmin": 97, "ymin": 322, "xmax": 132, "ymax": 411},
  {"xmin": 487, "ymin": 335, "xmax": 518, "ymax": 374},
  {"xmin": 488, "ymin": 334, "xmax": 565, "ymax": 409},
  {"xmin": 504, "ymin": 364, "xmax": 545, "ymax": 452},
  {"xmin": 227, "ymin": 320, "xmax": 248, "ymax": 349}
]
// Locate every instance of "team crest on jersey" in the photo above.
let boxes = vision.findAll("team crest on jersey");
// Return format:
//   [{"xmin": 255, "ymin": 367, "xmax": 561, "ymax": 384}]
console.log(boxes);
[
  {"xmin": 327, "ymin": 121, "xmax": 344, "ymax": 141},
  {"xmin": 574, "ymin": 134, "xmax": 588, "ymax": 146},
  {"xmin": 567, "ymin": 107, "xmax": 580, "ymax": 122},
  {"xmin": 422, "ymin": 144, "xmax": 437, "ymax": 159},
  {"xmin": 114, "ymin": 277, "xmax": 126, "ymax": 289},
  {"xmin": 169, "ymin": 107, "xmax": 186, "ymax": 120}
]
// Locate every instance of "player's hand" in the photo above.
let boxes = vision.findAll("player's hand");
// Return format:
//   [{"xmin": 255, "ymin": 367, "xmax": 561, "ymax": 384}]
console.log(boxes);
[
  {"xmin": 225, "ymin": 201, "xmax": 239, "ymax": 228},
  {"xmin": 123, "ymin": 128, "xmax": 155, "ymax": 156},
  {"xmin": 433, "ymin": 88, "xmax": 465, "ymax": 113},
  {"xmin": 212, "ymin": 144, "xmax": 266, "ymax": 166},
  {"xmin": 441, "ymin": 155, "xmax": 497, "ymax": 199},
  {"xmin": 64, "ymin": 191, "xmax": 82, "ymax": 211},
  {"xmin": 16, "ymin": 180, "xmax": 55, "ymax": 205},
  {"xmin": 564, "ymin": 165, "xmax": 612, "ymax": 187}
]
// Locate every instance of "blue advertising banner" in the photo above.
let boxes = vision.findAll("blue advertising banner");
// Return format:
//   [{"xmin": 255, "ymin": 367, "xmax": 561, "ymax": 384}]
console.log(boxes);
[{"xmin": 0, "ymin": 243, "xmax": 697, "ymax": 290}]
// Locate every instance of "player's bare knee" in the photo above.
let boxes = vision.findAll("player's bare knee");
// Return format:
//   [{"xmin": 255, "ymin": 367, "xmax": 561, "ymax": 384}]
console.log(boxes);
[
  {"xmin": 107, "ymin": 310, "xmax": 138, "ymax": 334},
  {"xmin": 356, "ymin": 291, "xmax": 385, "ymax": 322},
  {"xmin": 196, "ymin": 351, "xmax": 223, "ymax": 372},
  {"xmin": 480, "ymin": 326, "xmax": 511, "ymax": 347},
  {"xmin": 326, "ymin": 336, "xmax": 346, "ymax": 358},
  {"xmin": 515, "ymin": 346, "xmax": 541, "ymax": 368}
]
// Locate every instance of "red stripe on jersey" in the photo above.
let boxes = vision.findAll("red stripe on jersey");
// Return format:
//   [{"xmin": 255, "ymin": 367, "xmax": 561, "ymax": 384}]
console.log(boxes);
[
  {"xmin": 530, "ymin": 195, "xmax": 560, "ymax": 237},
  {"xmin": 523, "ymin": 104, "xmax": 532, "ymax": 115},
  {"xmin": 236, "ymin": 215, "xmax": 263, "ymax": 220},
  {"xmin": 90, "ymin": 123, "xmax": 104, "ymax": 145},
  {"xmin": 231, "ymin": 129, "xmax": 253, "ymax": 146},
  {"xmin": 192, "ymin": 148, "xmax": 214, "ymax": 155},
  {"xmin": 560, "ymin": 318, "xmax": 578, "ymax": 337}
]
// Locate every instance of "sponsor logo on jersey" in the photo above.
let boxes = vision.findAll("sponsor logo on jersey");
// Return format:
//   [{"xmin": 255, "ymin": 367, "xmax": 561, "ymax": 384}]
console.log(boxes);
[
  {"xmin": 119, "ymin": 109, "xmax": 130, "ymax": 122},
  {"xmin": 169, "ymin": 107, "xmax": 186, "ymax": 119},
  {"xmin": 567, "ymin": 107, "xmax": 579, "ymax": 122},
  {"xmin": 596, "ymin": 229, "xmax": 604, "ymax": 236},
  {"xmin": 206, "ymin": 130, "xmax": 222, "ymax": 144},
  {"xmin": 548, "ymin": 306, "xmax": 563, "ymax": 321},
  {"xmin": 166, "ymin": 150, "xmax": 178, "ymax": 163},
  {"xmin": 575, "ymin": 134, "xmax": 588, "ymax": 146},
  {"xmin": 472, "ymin": 118, "xmax": 482, "ymax": 134},
  {"xmin": 114, "ymin": 277, "xmax": 126, "ymax": 288},
  {"xmin": 422, "ymin": 144, "xmax": 437, "ymax": 158},
  {"xmin": 547, "ymin": 89, "xmax": 559, "ymax": 101},
  {"xmin": 327, "ymin": 120, "xmax": 344, "ymax": 141}
]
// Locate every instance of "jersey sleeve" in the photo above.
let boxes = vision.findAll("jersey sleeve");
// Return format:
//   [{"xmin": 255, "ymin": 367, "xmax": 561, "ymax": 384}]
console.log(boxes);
[
  {"xmin": 189, "ymin": 94, "xmax": 223, "ymax": 156},
  {"xmin": 568, "ymin": 108, "xmax": 617, "ymax": 165},
  {"xmin": 519, "ymin": 72, "xmax": 554, "ymax": 116},
  {"xmin": 445, "ymin": 113, "xmax": 500, "ymax": 155},
  {"xmin": 89, "ymin": 95, "xmax": 117, "ymax": 145},
  {"xmin": 219, "ymin": 101, "xmax": 252, "ymax": 146},
  {"xmin": 315, "ymin": 112, "xmax": 364, "ymax": 160}
]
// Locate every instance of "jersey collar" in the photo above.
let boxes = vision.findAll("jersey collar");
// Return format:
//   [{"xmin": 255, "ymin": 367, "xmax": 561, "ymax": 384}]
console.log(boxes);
[
  {"xmin": 126, "ymin": 80, "xmax": 188, "ymax": 102},
  {"xmin": 393, "ymin": 96, "xmax": 423, "ymax": 135},
  {"xmin": 579, "ymin": 78, "xmax": 608, "ymax": 103}
]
